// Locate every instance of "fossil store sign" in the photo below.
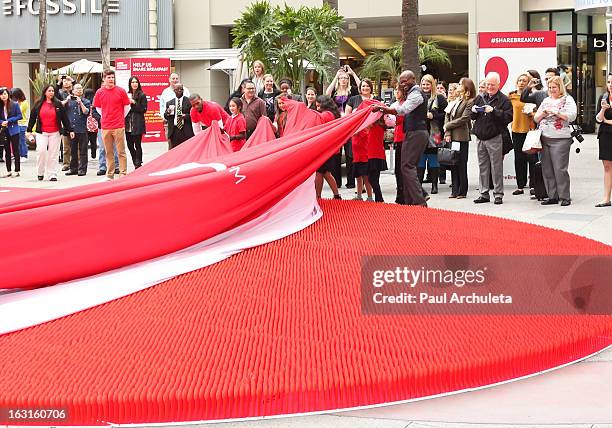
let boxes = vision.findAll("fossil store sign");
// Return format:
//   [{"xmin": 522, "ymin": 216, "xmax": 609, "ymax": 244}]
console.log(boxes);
[{"xmin": 2, "ymin": 0, "xmax": 119, "ymax": 16}]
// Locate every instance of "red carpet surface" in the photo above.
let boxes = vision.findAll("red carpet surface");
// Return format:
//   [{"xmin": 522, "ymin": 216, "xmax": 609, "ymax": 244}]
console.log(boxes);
[{"xmin": 1, "ymin": 201, "xmax": 611, "ymax": 426}]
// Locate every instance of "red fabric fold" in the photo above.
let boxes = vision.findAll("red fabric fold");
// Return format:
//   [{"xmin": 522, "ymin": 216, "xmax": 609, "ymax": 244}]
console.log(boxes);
[{"xmin": 0, "ymin": 107, "xmax": 380, "ymax": 289}]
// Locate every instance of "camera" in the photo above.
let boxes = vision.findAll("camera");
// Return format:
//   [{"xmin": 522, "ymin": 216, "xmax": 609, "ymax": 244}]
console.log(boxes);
[
  {"xmin": 570, "ymin": 124, "xmax": 584, "ymax": 153},
  {"xmin": 70, "ymin": 95, "xmax": 77, "ymax": 100}
]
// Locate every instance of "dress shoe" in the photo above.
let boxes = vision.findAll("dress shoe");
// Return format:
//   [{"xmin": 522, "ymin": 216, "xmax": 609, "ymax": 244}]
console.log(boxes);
[
  {"xmin": 50, "ymin": 177, "xmax": 58, "ymax": 182},
  {"xmin": 474, "ymin": 196, "xmax": 490, "ymax": 204},
  {"xmin": 38, "ymin": 175, "xmax": 44, "ymax": 181},
  {"xmin": 560, "ymin": 199, "xmax": 571, "ymax": 206},
  {"xmin": 449, "ymin": 195, "xmax": 457, "ymax": 199},
  {"xmin": 512, "ymin": 189, "xmax": 524, "ymax": 195},
  {"xmin": 494, "ymin": 197, "xmax": 503, "ymax": 205},
  {"xmin": 595, "ymin": 201, "xmax": 611, "ymax": 207},
  {"xmin": 456, "ymin": 195, "xmax": 466, "ymax": 199},
  {"xmin": 78, "ymin": 171, "xmax": 86, "ymax": 176},
  {"xmin": 61, "ymin": 165, "xmax": 70, "ymax": 171},
  {"xmin": 541, "ymin": 199, "xmax": 559, "ymax": 205},
  {"xmin": 97, "ymin": 170, "xmax": 107, "ymax": 176},
  {"xmin": 65, "ymin": 171, "xmax": 78, "ymax": 176}
]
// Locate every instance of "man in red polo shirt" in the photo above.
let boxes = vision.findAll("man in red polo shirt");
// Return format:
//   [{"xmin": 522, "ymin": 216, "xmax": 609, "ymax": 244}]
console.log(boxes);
[
  {"xmin": 93, "ymin": 70, "xmax": 130, "ymax": 179},
  {"xmin": 188, "ymin": 94, "xmax": 229, "ymax": 135}
]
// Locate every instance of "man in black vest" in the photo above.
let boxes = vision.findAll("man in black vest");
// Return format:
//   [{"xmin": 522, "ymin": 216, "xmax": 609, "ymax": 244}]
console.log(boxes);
[{"xmin": 375, "ymin": 70, "xmax": 429, "ymax": 207}]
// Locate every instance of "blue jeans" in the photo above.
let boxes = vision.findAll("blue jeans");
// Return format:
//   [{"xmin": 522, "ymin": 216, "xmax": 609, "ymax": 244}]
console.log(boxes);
[
  {"xmin": 19, "ymin": 126, "xmax": 27, "ymax": 157},
  {"xmin": 418, "ymin": 153, "xmax": 439, "ymax": 168},
  {"xmin": 98, "ymin": 132, "xmax": 118, "ymax": 171}
]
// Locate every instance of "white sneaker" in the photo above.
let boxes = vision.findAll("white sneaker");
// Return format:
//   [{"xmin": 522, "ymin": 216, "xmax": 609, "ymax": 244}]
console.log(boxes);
[
  {"xmin": 99, "ymin": 177, "xmax": 112, "ymax": 182},
  {"xmin": 11, "ymin": 171, "xmax": 20, "ymax": 177},
  {"xmin": 1, "ymin": 172, "xmax": 11, "ymax": 178}
]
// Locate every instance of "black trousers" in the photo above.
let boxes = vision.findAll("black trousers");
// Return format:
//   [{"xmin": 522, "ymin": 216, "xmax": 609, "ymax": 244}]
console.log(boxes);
[
  {"xmin": 3, "ymin": 133, "xmax": 20, "ymax": 172},
  {"xmin": 394, "ymin": 142, "xmax": 404, "ymax": 203},
  {"xmin": 69, "ymin": 132, "xmax": 89, "ymax": 173},
  {"xmin": 126, "ymin": 133, "xmax": 143, "ymax": 167},
  {"xmin": 402, "ymin": 130, "xmax": 429, "ymax": 206},
  {"xmin": 450, "ymin": 141, "xmax": 469, "ymax": 197},
  {"xmin": 88, "ymin": 132, "xmax": 98, "ymax": 157},
  {"xmin": 336, "ymin": 139, "xmax": 354, "ymax": 187},
  {"xmin": 170, "ymin": 127, "xmax": 192, "ymax": 149},
  {"xmin": 512, "ymin": 132, "xmax": 538, "ymax": 189},
  {"xmin": 368, "ymin": 169, "xmax": 384, "ymax": 202}
]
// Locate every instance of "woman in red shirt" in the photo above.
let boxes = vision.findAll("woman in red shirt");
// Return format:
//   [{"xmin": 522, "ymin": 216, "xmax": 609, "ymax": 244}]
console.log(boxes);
[
  {"xmin": 314, "ymin": 95, "xmax": 342, "ymax": 200},
  {"xmin": 225, "ymin": 97, "xmax": 247, "ymax": 152},
  {"xmin": 26, "ymin": 85, "xmax": 71, "ymax": 181},
  {"xmin": 366, "ymin": 107, "xmax": 388, "ymax": 203}
]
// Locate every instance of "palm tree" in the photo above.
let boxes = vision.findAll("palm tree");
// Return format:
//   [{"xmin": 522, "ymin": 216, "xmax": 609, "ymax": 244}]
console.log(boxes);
[
  {"xmin": 323, "ymin": 0, "xmax": 340, "ymax": 86},
  {"xmin": 402, "ymin": 0, "xmax": 420, "ymax": 75},
  {"xmin": 232, "ymin": 1, "xmax": 343, "ymax": 92},
  {"xmin": 100, "ymin": 0, "xmax": 111, "ymax": 72},
  {"xmin": 360, "ymin": 39, "xmax": 451, "ymax": 83},
  {"xmin": 39, "ymin": 0, "xmax": 47, "ymax": 74}
]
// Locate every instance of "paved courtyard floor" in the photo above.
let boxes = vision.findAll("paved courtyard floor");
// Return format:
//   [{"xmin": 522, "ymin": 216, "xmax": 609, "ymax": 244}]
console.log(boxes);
[{"xmin": 2, "ymin": 134, "xmax": 611, "ymax": 427}]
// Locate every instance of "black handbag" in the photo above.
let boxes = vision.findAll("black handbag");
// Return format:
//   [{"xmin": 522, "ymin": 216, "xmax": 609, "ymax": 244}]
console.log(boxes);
[
  {"xmin": 438, "ymin": 144, "xmax": 459, "ymax": 166},
  {"xmin": 0, "ymin": 127, "xmax": 8, "ymax": 145},
  {"xmin": 501, "ymin": 127, "xmax": 513, "ymax": 155}
]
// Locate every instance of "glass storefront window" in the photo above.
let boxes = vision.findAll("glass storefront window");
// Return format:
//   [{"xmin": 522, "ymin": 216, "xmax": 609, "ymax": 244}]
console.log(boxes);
[
  {"xmin": 557, "ymin": 35, "xmax": 572, "ymax": 66},
  {"xmin": 593, "ymin": 15, "xmax": 607, "ymax": 33},
  {"xmin": 529, "ymin": 13, "xmax": 550, "ymax": 31},
  {"xmin": 552, "ymin": 11, "xmax": 572, "ymax": 33},
  {"xmin": 577, "ymin": 14, "xmax": 589, "ymax": 34}
]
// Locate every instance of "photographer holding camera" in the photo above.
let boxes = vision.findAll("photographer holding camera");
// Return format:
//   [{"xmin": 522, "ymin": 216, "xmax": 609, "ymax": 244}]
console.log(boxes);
[
  {"xmin": 533, "ymin": 76, "xmax": 577, "ymax": 207},
  {"xmin": 63, "ymin": 83, "xmax": 91, "ymax": 176}
]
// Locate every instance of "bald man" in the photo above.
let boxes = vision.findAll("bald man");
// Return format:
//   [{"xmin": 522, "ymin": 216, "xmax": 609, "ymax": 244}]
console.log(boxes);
[
  {"xmin": 375, "ymin": 70, "xmax": 430, "ymax": 207},
  {"xmin": 160, "ymin": 73, "xmax": 190, "ymax": 149}
]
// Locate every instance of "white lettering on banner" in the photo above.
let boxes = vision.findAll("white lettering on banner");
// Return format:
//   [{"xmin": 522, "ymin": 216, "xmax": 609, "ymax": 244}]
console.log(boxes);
[
  {"xmin": 594, "ymin": 38, "xmax": 606, "ymax": 49},
  {"xmin": 229, "ymin": 167, "xmax": 247, "ymax": 184},
  {"xmin": 2, "ymin": 0, "xmax": 120, "ymax": 16},
  {"xmin": 490, "ymin": 37, "xmax": 545, "ymax": 44}
]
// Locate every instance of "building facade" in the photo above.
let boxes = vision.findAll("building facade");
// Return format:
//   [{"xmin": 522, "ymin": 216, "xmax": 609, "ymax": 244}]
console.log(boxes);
[{"xmin": 1, "ymin": 0, "xmax": 609, "ymax": 130}]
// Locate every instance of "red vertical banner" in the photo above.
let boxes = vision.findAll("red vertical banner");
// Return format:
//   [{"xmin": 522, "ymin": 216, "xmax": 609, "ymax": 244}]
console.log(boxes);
[
  {"xmin": 115, "ymin": 57, "xmax": 170, "ymax": 143},
  {"xmin": 131, "ymin": 58, "xmax": 171, "ymax": 143},
  {"xmin": 0, "ymin": 51, "xmax": 13, "ymax": 88}
]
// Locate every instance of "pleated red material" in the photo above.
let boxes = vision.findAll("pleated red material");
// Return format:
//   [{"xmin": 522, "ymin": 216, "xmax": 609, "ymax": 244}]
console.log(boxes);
[{"xmin": 0, "ymin": 200, "xmax": 610, "ymax": 425}]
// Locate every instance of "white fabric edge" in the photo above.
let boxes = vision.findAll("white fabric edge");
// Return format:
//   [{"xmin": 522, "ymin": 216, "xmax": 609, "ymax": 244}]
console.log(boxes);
[
  {"xmin": 109, "ymin": 343, "xmax": 612, "ymax": 427},
  {"xmin": 0, "ymin": 176, "xmax": 321, "ymax": 336}
]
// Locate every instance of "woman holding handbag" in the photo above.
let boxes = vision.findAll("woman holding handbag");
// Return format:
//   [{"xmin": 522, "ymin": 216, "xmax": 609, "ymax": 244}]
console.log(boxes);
[
  {"xmin": 443, "ymin": 78, "xmax": 475, "ymax": 199},
  {"xmin": 509, "ymin": 73, "xmax": 538, "ymax": 195},
  {"xmin": 418, "ymin": 74, "xmax": 447, "ymax": 195},
  {"xmin": 534, "ymin": 76, "xmax": 577, "ymax": 206}
]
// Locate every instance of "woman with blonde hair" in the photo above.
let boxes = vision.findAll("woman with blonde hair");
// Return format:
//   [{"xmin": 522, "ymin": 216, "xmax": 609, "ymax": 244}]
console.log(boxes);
[
  {"xmin": 418, "ymin": 74, "xmax": 447, "ymax": 194},
  {"xmin": 509, "ymin": 73, "xmax": 537, "ymax": 195},
  {"xmin": 250, "ymin": 60, "xmax": 266, "ymax": 95},
  {"xmin": 534, "ymin": 75, "xmax": 577, "ymax": 206},
  {"xmin": 326, "ymin": 65, "xmax": 361, "ymax": 189},
  {"xmin": 444, "ymin": 77, "xmax": 476, "ymax": 198}
]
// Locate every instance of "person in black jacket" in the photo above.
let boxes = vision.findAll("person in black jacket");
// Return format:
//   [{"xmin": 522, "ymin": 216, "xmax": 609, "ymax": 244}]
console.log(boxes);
[
  {"xmin": 471, "ymin": 72, "xmax": 513, "ymax": 205},
  {"xmin": 125, "ymin": 76, "xmax": 148, "ymax": 168},
  {"xmin": 417, "ymin": 74, "xmax": 447, "ymax": 194},
  {"xmin": 164, "ymin": 84, "xmax": 194, "ymax": 149},
  {"xmin": 26, "ymin": 85, "xmax": 72, "ymax": 181}
]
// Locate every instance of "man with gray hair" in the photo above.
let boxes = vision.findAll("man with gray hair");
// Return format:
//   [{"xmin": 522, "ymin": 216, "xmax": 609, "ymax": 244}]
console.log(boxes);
[{"xmin": 471, "ymin": 72, "xmax": 513, "ymax": 205}]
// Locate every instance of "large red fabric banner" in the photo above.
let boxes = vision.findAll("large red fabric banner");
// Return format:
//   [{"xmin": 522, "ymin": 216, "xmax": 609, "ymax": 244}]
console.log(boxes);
[
  {"xmin": 0, "ymin": 101, "xmax": 379, "ymax": 290},
  {"xmin": 115, "ymin": 57, "xmax": 170, "ymax": 143}
]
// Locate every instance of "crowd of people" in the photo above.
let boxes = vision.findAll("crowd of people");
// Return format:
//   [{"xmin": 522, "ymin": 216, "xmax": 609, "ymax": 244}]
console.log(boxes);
[{"xmin": 1, "ymin": 61, "xmax": 611, "ymax": 209}]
